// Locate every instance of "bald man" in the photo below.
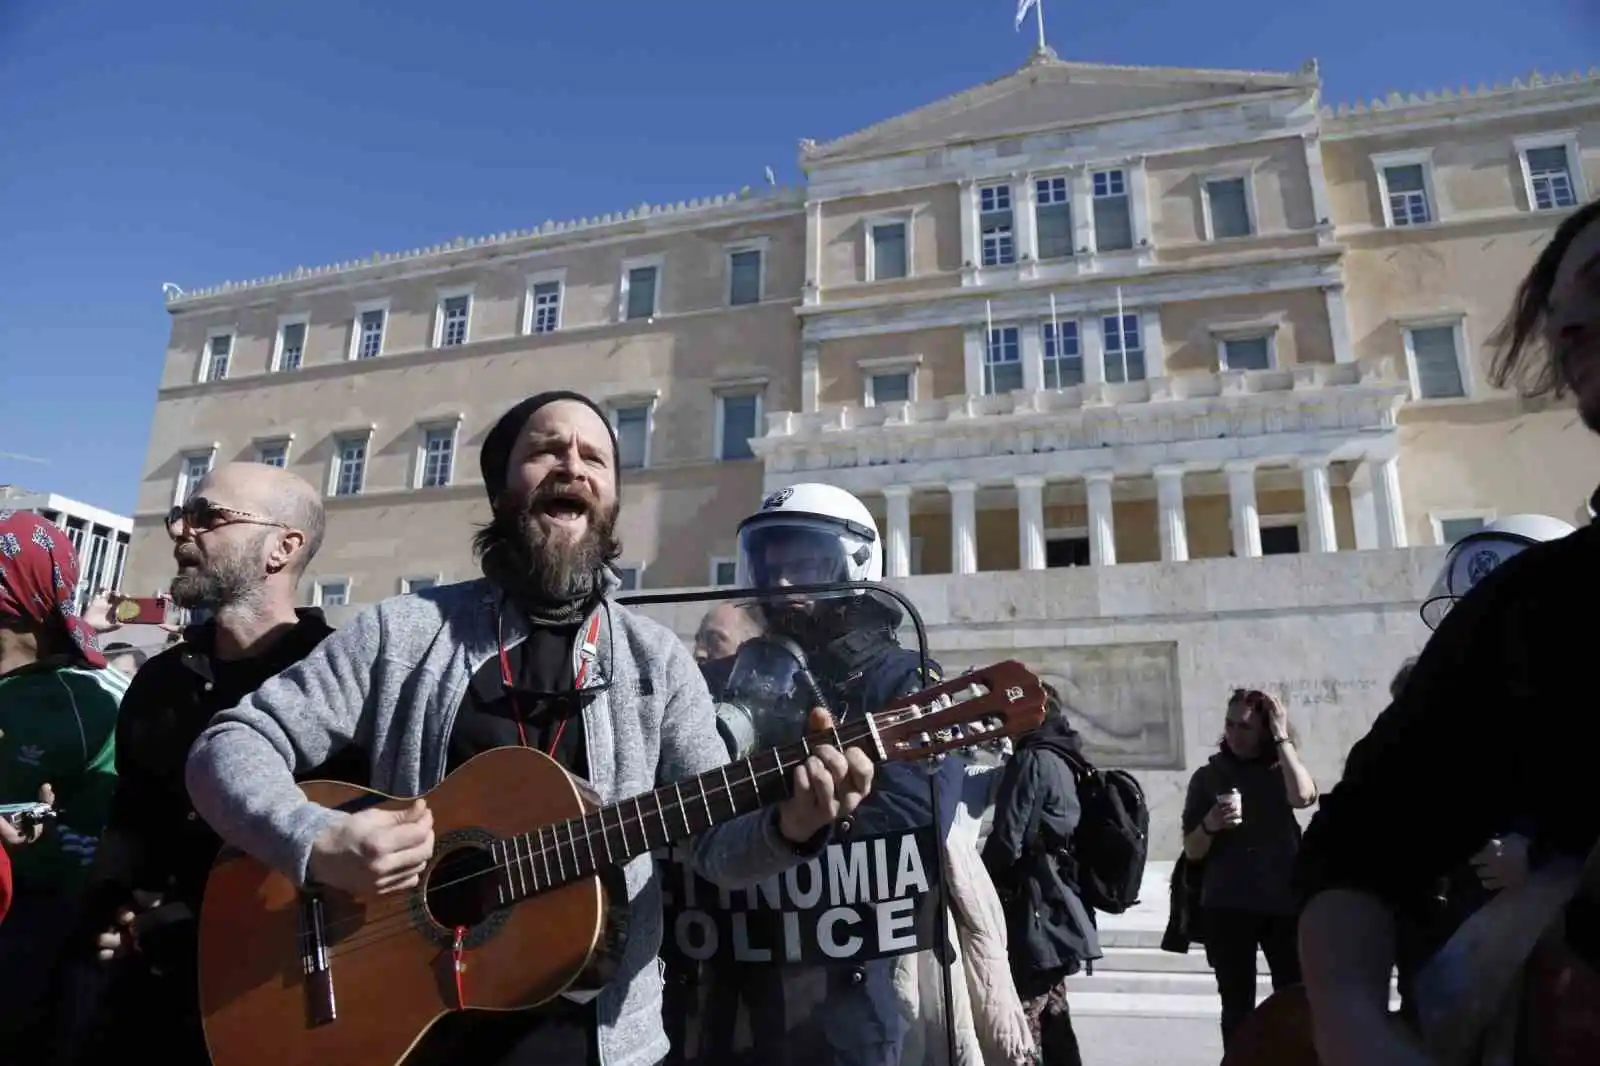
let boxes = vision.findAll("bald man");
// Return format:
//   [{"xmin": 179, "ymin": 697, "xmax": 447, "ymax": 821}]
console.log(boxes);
[
  {"xmin": 694, "ymin": 600, "xmax": 763, "ymax": 663},
  {"xmin": 59, "ymin": 461, "xmax": 358, "ymax": 1066}
]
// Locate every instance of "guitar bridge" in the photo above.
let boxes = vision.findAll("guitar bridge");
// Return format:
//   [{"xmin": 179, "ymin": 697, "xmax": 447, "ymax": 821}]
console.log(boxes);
[{"xmin": 298, "ymin": 893, "xmax": 337, "ymax": 1027}]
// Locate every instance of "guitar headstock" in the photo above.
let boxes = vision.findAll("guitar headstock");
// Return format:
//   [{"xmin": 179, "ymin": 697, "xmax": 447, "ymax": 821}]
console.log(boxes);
[{"xmin": 870, "ymin": 660, "xmax": 1046, "ymax": 763}]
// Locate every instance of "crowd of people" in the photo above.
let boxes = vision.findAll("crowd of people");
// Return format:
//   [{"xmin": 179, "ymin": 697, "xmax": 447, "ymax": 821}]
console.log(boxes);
[{"xmin": 0, "ymin": 199, "xmax": 1595, "ymax": 1066}]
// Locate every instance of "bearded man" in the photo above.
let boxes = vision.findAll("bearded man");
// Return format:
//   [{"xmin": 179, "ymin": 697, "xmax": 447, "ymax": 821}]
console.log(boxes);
[
  {"xmin": 55, "ymin": 461, "xmax": 341, "ymax": 1066},
  {"xmin": 184, "ymin": 391, "xmax": 876, "ymax": 1066}
]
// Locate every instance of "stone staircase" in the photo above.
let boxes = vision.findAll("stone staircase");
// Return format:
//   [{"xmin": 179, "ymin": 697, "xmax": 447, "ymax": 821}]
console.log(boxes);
[{"xmin": 1067, "ymin": 863, "xmax": 1401, "ymax": 1020}]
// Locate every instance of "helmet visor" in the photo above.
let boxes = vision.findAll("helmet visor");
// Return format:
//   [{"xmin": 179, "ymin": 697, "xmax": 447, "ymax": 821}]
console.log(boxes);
[
  {"xmin": 738, "ymin": 522, "xmax": 853, "ymax": 588},
  {"xmin": 1419, "ymin": 532, "xmax": 1535, "ymax": 630}
]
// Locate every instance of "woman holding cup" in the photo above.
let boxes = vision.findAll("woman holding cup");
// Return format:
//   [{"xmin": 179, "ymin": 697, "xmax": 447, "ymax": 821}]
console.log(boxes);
[{"xmin": 1180, "ymin": 688, "xmax": 1320, "ymax": 1049}]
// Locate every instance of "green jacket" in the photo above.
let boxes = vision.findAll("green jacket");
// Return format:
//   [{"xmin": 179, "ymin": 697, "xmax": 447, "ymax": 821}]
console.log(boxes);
[{"xmin": 0, "ymin": 661, "xmax": 125, "ymax": 892}]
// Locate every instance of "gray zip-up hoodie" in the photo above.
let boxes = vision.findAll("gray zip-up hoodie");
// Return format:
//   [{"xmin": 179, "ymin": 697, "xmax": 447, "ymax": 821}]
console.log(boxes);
[{"xmin": 184, "ymin": 577, "xmax": 812, "ymax": 1066}]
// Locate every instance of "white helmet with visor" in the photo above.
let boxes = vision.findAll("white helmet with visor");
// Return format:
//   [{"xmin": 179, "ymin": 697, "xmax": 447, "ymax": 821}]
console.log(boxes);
[
  {"xmin": 1419, "ymin": 513, "xmax": 1575, "ymax": 629},
  {"xmin": 736, "ymin": 483, "xmax": 883, "ymax": 588}
]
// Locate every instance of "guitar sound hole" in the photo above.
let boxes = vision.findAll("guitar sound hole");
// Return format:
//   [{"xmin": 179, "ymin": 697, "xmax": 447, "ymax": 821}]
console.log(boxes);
[{"xmin": 425, "ymin": 845, "xmax": 497, "ymax": 930}]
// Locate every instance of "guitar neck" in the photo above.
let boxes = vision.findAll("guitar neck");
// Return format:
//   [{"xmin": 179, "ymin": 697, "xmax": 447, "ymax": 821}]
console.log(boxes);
[{"xmin": 497, "ymin": 716, "xmax": 884, "ymax": 903}]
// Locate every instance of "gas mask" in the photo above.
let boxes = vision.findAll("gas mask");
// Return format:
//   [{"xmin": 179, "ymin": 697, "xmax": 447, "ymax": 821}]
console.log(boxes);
[{"xmin": 707, "ymin": 636, "xmax": 830, "ymax": 759}]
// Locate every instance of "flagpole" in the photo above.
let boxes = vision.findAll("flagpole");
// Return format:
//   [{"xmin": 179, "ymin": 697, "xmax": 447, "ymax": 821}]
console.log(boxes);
[{"xmin": 1035, "ymin": 0, "xmax": 1047, "ymax": 52}]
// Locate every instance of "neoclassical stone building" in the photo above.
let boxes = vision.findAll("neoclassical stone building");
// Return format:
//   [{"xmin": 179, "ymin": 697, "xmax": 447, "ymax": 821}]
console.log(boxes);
[{"xmin": 126, "ymin": 51, "xmax": 1600, "ymax": 605}]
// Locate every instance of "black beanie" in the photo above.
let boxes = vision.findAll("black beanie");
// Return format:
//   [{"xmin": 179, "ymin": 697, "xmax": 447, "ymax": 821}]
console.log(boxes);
[{"xmin": 479, "ymin": 390, "xmax": 619, "ymax": 501}]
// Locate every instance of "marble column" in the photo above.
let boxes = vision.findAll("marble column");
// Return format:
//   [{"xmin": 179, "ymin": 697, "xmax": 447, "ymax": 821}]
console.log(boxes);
[
  {"xmin": 1225, "ymin": 460, "xmax": 1262, "ymax": 558},
  {"xmin": 1371, "ymin": 455, "xmax": 1408, "ymax": 548},
  {"xmin": 883, "ymin": 485, "xmax": 912, "ymax": 578},
  {"xmin": 1015, "ymin": 475, "xmax": 1046, "ymax": 571},
  {"xmin": 1300, "ymin": 458, "xmax": 1338, "ymax": 553},
  {"xmin": 1086, "ymin": 471, "xmax": 1116, "ymax": 566},
  {"xmin": 1153, "ymin": 464, "xmax": 1189, "ymax": 562},
  {"xmin": 949, "ymin": 480, "xmax": 978, "ymax": 575}
]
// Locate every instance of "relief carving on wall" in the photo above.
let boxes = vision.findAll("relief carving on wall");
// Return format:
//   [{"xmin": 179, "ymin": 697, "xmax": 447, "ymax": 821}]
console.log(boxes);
[{"xmin": 939, "ymin": 641, "xmax": 1182, "ymax": 769}]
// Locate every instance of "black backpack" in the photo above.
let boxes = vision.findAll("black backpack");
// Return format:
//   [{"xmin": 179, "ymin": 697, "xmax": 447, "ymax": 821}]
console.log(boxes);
[{"xmin": 1051, "ymin": 749, "xmax": 1150, "ymax": 915}]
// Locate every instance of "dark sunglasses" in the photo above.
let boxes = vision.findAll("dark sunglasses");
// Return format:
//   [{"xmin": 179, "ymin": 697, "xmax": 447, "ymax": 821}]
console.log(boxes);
[{"xmin": 165, "ymin": 496, "xmax": 289, "ymax": 539}]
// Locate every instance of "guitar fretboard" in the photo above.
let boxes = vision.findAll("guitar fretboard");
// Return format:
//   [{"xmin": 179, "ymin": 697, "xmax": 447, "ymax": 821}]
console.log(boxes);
[{"xmin": 490, "ymin": 716, "xmax": 883, "ymax": 904}]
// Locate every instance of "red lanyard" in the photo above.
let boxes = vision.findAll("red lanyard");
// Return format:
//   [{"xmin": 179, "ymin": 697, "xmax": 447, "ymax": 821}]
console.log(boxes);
[{"xmin": 495, "ymin": 607, "xmax": 602, "ymax": 756}]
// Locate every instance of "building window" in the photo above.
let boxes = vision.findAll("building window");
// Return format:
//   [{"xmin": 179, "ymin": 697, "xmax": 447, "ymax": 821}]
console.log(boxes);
[
  {"xmin": 979, "ymin": 184, "xmax": 1015, "ymax": 267},
  {"xmin": 867, "ymin": 371, "xmax": 911, "ymax": 406},
  {"xmin": 614, "ymin": 566, "xmax": 641, "ymax": 591},
  {"xmin": 276, "ymin": 320, "xmax": 306, "ymax": 371},
  {"xmin": 624, "ymin": 263, "xmax": 659, "ymax": 321},
  {"xmin": 354, "ymin": 306, "xmax": 386, "ymax": 359},
  {"xmin": 314, "ymin": 580, "xmax": 349, "ymax": 608},
  {"xmin": 728, "ymin": 248, "xmax": 762, "ymax": 306},
  {"xmin": 1103, "ymin": 314, "xmax": 1145, "ymax": 383},
  {"xmin": 613, "ymin": 404, "xmax": 651, "ymax": 470},
  {"xmin": 710, "ymin": 557, "xmax": 738, "ymax": 587},
  {"xmin": 1221, "ymin": 335, "xmax": 1272, "ymax": 372},
  {"xmin": 401, "ymin": 576, "xmax": 438, "ymax": 594},
  {"xmin": 870, "ymin": 221, "xmax": 908, "ymax": 280},
  {"xmin": 1372, "ymin": 151, "xmax": 1437, "ymax": 228},
  {"xmin": 420, "ymin": 427, "xmax": 454, "ymax": 488},
  {"xmin": 176, "ymin": 452, "xmax": 213, "ymax": 504},
  {"xmin": 1205, "ymin": 177, "xmax": 1253, "ymax": 239},
  {"xmin": 1035, "ymin": 176, "xmax": 1074, "ymax": 260},
  {"xmin": 332, "ymin": 436, "xmax": 367, "ymax": 496},
  {"xmin": 984, "ymin": 326, "xmax": 1022, "ymax": 394},
  {"xmin": 1045, "ymin": 532, "xmax": 1090, "ymax": 568},
  {"xmin": 256, "ymin": 440, "xmax": 289, "ymax": 468},
  {"xmin": 438, "ymin": 293, "xmax": 471, "ymax": 348},
  {"xmin": 529, "ymin": 279, "xmax": 562, "ymax": 334},
  {"xmin": 1042, "ymin": 321, "xmax": 1082, "ymax": 388},
  {"xmin": 716, "ymin": 392, "xmax": 762, "ymax": 461},
  {"xmin": 1518, "ymin": 138, "xmax": 1582, "ymax": 212},
  {"xmin": 1260, "ymin": 522, "xmax": 1301, "ymax": 556},
  {"xmin": 1436, "ymin": 515, "xmax": 1489, "ymax": 545},
  {"xmin": 1092, "ymin": 169, "xmax": 1133, "ymax": 252},
  {"xmin": 203, "ymin": 333, "xmax": 232, "ymax": 383},
  {"xmin": 1405, "ymin": 324, "xmax": 1467, "ymax": 399}
]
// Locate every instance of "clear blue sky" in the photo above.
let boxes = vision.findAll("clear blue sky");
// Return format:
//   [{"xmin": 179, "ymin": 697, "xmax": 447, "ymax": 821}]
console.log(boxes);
[{"xmin": 1, "ymin": 0, "xmax": 1594, "ymax": 515}]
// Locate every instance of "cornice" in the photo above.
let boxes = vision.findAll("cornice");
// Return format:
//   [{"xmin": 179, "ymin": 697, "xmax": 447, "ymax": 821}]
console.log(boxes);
[
  {"xmin": 165, "ymin": 187, "xmax": 806, "ymax": 313},
  {"xmin": 1320, "ymin": 68, "xmax": 1600, "ymax": 140}
]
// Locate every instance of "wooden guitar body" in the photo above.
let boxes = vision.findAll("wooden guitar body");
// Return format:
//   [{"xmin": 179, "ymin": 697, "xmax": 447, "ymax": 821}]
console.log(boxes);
[
  {"xmin": 198, "ymin": 746, "xmax": 623, "ymax": 1066},
  {"xmin": 1219, "ymin": 985, "xmax": 1321, "ymax": 1066}
]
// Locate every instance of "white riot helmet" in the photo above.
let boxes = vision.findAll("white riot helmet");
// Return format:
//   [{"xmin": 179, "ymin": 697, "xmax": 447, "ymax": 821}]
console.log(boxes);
[
  {"xmin": 1419, "ymin": 513, "xmax": 1576, "ymax": 629},
  {"xmin": 737, "ymin": 483, "xmax": 883, "ymax": 588}
]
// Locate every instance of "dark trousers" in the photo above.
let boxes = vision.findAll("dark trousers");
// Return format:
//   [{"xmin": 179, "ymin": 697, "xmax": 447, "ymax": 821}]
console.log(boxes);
[
  {"xmin": 1014, "ymin": 970, "xmax": 1084, "ymax": 1066},
  {"xmin": 0, "ymin": 888, "xmax": 79, "ymax": 1058},
  {"xmin": 1202, "ymin": 907, "xmax": 1301, "ymax": 1049}
]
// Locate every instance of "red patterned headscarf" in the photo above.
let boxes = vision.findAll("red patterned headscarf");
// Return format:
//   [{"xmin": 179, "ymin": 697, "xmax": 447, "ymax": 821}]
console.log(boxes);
[{"xmin": 0, "ymin": 510, "xmax": 106, "ymax": 669}]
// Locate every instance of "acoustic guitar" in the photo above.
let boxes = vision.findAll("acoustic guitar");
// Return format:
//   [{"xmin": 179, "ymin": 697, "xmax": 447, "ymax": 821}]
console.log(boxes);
[{"xmin": 195, "ymin": 659, "xmax": 1047, "ymax": 1066}]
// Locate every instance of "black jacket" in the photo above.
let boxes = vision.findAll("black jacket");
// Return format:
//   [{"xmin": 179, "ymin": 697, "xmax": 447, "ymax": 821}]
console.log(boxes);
[{"xmin": 982, "ymin": 716, "xmax": 1103, "ymax": 978}]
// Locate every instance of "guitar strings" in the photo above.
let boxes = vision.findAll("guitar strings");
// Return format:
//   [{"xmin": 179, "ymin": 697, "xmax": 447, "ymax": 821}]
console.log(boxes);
[
  {"xmin": 275, "ymin": 693, "xmax": 998, "ymax": 962},
  {"xmin": 317, "ymin": 754, "xmax": 804, "ymax": 960}
]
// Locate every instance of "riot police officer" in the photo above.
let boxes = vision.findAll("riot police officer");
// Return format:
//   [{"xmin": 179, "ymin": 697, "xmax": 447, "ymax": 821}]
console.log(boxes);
[{"xmin": 709, "ymin": 482, "xmax": 964, "ymax": 1066}]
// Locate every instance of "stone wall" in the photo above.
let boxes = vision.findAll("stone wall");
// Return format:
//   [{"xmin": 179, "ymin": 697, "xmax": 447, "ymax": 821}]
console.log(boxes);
[{"xmin": 622, "ymin": 545, "xmax": 1447, "ymax": 860}]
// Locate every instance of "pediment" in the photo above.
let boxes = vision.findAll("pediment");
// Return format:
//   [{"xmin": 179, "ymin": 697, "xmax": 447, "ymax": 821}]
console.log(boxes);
[{"xmin": 802, "ymin": 53, "xmax": 1317, "ymax": 166}]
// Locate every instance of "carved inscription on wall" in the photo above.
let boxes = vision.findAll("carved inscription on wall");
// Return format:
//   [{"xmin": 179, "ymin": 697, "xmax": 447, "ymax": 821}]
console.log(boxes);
[
  {"xmin": 938, "ymin": 641, "xmax": 1181, "ymax": 769},
  {"xmin": 1233, "ymin": 677, "xmax": 1380, "ymax": 709}
]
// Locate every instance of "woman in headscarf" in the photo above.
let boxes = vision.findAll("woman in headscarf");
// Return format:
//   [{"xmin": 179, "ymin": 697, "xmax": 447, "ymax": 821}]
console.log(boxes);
[{"xmin": 0, "ymin": 509, "xmax": 127, "ymax": 1050}]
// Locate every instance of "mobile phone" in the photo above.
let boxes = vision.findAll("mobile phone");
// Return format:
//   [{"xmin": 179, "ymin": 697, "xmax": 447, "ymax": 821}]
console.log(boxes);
[
  {"xmin": 0, "ymin": 802, "xmax": 56, "ymax": 833},
  {"xmin": 114, "ymin": 596, "xmax": 169, "ymax": 626}
]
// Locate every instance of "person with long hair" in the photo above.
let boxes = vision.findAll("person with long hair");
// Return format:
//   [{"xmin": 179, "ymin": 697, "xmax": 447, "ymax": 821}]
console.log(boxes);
[
  {"xmin": 1180, "ymin": 687, "xmax": 1318, "ymax": 1049},
  {"xmin": 1297, "ymin": 198, "xmax": 1600, "ymax": 1066}
]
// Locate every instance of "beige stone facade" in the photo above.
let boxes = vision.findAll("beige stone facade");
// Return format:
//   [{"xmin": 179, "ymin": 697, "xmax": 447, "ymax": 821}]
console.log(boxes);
[{"xmin": 127, "ymin": 53, "xmax": 1600, "ymax": 607}]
